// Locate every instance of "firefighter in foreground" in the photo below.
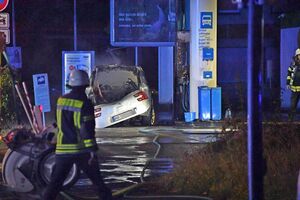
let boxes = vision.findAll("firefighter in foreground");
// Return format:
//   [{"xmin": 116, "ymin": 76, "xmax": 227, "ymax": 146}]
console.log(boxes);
[
  {"xmin": 43, "ymin": 70, "xmax": 113, "ymax": 200},
  {"xmin": 287, "ymin": 48, "xmax": 300, "ymax": 121}
]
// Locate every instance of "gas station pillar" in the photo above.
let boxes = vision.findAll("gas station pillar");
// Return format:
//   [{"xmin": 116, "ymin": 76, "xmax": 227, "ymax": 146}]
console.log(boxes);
[{"xmin": 189, "ymin": 0, "xmax": 217, "ymax": 118}]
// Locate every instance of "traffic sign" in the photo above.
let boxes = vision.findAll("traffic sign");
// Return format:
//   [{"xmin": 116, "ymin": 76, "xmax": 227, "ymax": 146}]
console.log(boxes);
[
  {"xmin": 0, "ymin": 13, "xmax": 9, "ymax": 28},
  {"xmin": 0, "ymin": 29, "xmax": 9, "ymax": 44},
  {"xmin": 6, "ymin": 47, "xmax": 22, "ymax": 68},
  {"xmin": 0, "ymin": 0, "xmax": 9, "ymax": 12},
  {"xmin": 33, "ymin": 73, "xmax": 51, "ymax": 112}
]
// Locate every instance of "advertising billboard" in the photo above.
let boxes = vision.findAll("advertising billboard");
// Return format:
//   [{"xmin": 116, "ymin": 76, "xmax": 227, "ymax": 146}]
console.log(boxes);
[
  {"xmin": 110, "ymin": 0, "xmax": 176, "ymax": 46},
  {"xmin": 62, "ymin": 51, "xmax": 95, "ymax": 94}
]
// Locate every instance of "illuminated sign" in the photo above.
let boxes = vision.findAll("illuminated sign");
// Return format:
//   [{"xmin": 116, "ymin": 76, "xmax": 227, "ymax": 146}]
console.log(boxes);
[
  {"xmin": 62, "ymin": 51, "xmax": 94, "ymax": 94},
  {"xmin": 200, "ymin": 12, "xmax": 213, "ymax": 29},
  {"xmin": 110, "ymin": 0, "xmax": 176, "ymax": 46}
]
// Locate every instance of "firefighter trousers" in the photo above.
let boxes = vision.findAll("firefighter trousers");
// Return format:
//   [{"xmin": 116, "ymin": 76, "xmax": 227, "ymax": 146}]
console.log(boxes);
[
  {"xmin": 289, "ymin": 91, "xmax": 300, "ymax": 121},
  {"xmin": 43, "ymin": 152, "xmax": 112, "ymax": 200}
]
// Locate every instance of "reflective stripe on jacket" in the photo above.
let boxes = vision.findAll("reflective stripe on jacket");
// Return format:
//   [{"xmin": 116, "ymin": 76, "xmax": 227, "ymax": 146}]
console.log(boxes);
[{"xmin": 55, "ymin": 88, "xmax": 97, "ymax": 155}]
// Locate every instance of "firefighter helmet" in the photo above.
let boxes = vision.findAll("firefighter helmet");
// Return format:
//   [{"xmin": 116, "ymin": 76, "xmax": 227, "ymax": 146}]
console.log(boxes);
[
  {"xmin": 67, "ymin": 70, "xmax": 89, "ymax": 87},
  {"xmin": 295, "ymin": 48, "xmax": 300, "ymax": 57}
]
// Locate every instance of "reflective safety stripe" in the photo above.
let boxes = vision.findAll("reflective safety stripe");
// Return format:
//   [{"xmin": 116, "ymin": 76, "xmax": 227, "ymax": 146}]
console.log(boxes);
[
  {"xmin": 57, "ymin": 98, "xmax": 83, "ymax": 112},
  {"xmin": 56, "ymin": 139, "xmax": 96, "ymax": 149},
  {"xmin": 291, "ymin": 85, "xmax": 300, "ymax": 92},
  {"xmin": 73, "ymin": 111, "xmax": 81, "ymax": 129},
  {"xmin": 57, "ymin": 98, "xmax": 83, "ymax": 108},
  {"xmin": 73, "ymin": 111, "xmax": 81, "ymax": 144},
  {"xmin": 57, "ymin": 105, "xmax": 81, "ymax": 112},
  {"xmin": 56, "ymin": 139, "xmax": 97, "ymax": 153},
  {"xmin": 56, "ymin": 149, "xmax": 82, "ymax": 154},
  {"xmin": 56, "ymin": 143, "xmax": 84, "ymax": 149},
  {"xmin": 56, "ymin": 109, "xmax": 63, "ymax": 144},
  {"xmin": 83, "ymin": 139, "xmax": 97, "ymax": 147}
]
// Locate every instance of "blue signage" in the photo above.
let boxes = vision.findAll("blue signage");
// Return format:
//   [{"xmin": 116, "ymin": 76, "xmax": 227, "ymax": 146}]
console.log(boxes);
[
  {"xmin": 6, "ymin": 47, "xmax": 22, "ymax": 69},
  {"xmin": 37, "ymin": 76, "xmax": 45, "ymax": 85},
  {"xmin": 33, "ymin": 73, "xmax": 51, "ymax": 112},
  {"xmin": 203, "ymin": 71, "xmax": 213, "ymax": 79},
  {"xmin": 200, "ymin": 12, "xmax": 213, "ymax": 29},
  {"xmin": 203, "ymin": 47, "xmax": 214, "ymax": 60}
]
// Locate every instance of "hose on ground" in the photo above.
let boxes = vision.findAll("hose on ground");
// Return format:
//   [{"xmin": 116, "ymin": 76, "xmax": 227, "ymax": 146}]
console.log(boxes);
[{"xmin": 59, "ymin": 127, "xmax": 216, "ymax": 200}]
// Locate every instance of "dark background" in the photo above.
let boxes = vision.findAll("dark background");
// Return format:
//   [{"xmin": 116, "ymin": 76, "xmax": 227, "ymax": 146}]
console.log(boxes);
[{"xmin": 2, "ymin": 0, "xmax": 300, "ymax": 121}]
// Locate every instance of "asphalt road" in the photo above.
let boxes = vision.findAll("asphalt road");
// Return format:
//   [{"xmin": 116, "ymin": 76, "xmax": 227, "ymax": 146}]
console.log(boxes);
[{"xmin": 0, "ymin": 126, "xmax": 220, "ymax": 200}]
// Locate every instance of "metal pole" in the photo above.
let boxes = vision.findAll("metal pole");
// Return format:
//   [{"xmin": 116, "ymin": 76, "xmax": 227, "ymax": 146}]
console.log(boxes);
[
  {"xmin": 135, "ymin": 47, "xmax": 138, "ymax": 66},
  {"xmin": 73, "ymin": 0, "xmax": 77, "ymax": 51},
  {"xmin": 247, "ymin": 0, "xmax": 264, "ymax": 199},
  {"xmin": 11, "ymin": 0, "xmax": 20, "ymax": 124},
  {"xmin": 22, "ymin": 82, "xmax": 39, "ymax": 133},
  {"xmin": 12, "ymin": 0, "xmax": 16, "ymax": 47},
  {"xmin": 15, "ymin": 84, "xmax": 37, "ymax": 133}
]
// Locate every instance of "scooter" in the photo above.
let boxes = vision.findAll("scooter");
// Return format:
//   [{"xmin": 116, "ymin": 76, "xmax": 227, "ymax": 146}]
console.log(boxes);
[{"xmin": 0, "ymin": 124, "xmax": 79, "ymax": 194}]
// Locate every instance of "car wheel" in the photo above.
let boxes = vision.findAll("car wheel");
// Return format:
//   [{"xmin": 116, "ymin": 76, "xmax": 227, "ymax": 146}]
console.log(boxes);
[
  {"xmin": 39, "ymin": 151, "xmax": 80, "ymax": 189},
  {"xmin": 142, "ymin": 105, "xmax": 155, "ymax": 126},
  {"xmin": 2, "ymin": 149, "xmax": 35, "ymax": 192}
]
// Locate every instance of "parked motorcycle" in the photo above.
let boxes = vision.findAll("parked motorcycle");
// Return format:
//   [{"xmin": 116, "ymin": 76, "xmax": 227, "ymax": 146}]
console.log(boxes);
[{"xmin": 0, "ymin": 124, "xmax": 79, "ymax": 194}]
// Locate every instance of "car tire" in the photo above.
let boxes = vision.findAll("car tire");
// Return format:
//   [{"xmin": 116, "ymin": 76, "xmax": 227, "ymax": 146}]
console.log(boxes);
[
  {"xmin": 142, "ymin": 104, "xmax": 156, "ymax": 126},
  {"xmin": 38, "ymin": 151, "xmax": 80, "ymax": 190}
]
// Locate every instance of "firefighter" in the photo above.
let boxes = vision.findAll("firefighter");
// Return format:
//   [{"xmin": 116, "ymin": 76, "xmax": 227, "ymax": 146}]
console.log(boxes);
[
  {"xmin": 43, "ymin": 70, "xmax": 112, "ymax": 200},
  {"xmin": 287, "ymin": 48, "xmax": 300, "ymax": 121}
]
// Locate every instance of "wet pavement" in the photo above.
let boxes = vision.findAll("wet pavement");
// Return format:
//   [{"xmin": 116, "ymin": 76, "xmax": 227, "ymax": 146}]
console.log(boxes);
[{"xmin": 0, "ymin": 124, "xmax": 223, "ymax": 200}]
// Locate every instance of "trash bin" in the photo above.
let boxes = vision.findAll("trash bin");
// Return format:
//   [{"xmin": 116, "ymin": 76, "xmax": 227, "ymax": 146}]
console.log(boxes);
[
  {"xmin": 198, "ymin": 87, "xmax": 211, "ymax": 120},
  {"xmin": 184, "ymin": 112, "xmax": 196, "ymax": 122},
  {"xmin": 211, "ymin": 87, "xmax": 222, "ymax": 120}
]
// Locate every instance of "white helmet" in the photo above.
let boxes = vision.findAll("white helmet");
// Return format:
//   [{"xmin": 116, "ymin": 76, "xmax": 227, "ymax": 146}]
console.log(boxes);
[
  {"xmin": 67, "ymin": 70, "xmax": 89, "ymax": 87},
  {"xmin": 295, "ymin": 48, "xmax": 300, "ymax": 57}
]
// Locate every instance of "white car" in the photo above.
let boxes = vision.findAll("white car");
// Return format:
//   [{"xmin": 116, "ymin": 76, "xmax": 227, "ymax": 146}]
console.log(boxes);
[{"xmin": 88, "ymin": 65, "xmax": 155, "ymax": 129}]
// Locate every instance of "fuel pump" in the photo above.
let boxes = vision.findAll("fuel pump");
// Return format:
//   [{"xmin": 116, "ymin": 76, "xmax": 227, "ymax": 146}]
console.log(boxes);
[
  {"xmin": 175, "ymin": 28, "xmax": 190, "ymax": 120},
  {"xmin": 178, "ymin": 67, "xmax": 190, "ymax": 114}
]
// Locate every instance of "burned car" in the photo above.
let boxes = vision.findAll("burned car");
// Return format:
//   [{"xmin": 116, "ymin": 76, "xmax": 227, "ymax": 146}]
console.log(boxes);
[{"xmin": 88, "ymin": 65, "xmax": 155, "ymax": 128}]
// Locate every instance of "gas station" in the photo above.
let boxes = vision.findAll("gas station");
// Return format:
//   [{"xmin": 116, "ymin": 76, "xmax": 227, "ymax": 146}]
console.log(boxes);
[
  {"xmin": 0, "ymin": 0, "xmax": 300, "ymax": 200},
  {"xmin": 0, "ymin": 0, "xmax": 295, "ymax": 125}
]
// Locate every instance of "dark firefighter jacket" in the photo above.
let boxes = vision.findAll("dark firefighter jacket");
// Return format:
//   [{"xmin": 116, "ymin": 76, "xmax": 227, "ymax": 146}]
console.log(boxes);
[
  {"xmin": 55, "ymin": 88, "xmax": 97, "ymax": 155},
  {"xmin": 287, "ymin": 62, "xmax": 300, "ymax": 92}
]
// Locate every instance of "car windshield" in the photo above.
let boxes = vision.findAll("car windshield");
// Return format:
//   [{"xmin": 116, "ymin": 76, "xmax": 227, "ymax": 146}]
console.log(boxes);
[{"xmin": 90, "ymin": 65, "xmax": 140, "ymax": 104}]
